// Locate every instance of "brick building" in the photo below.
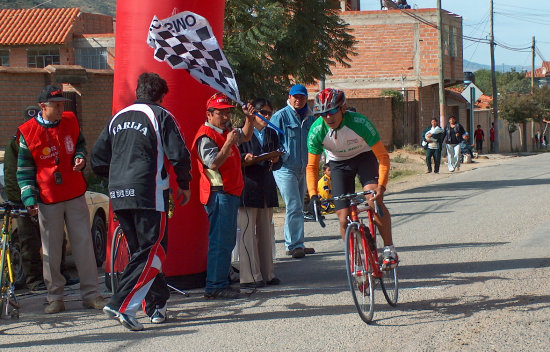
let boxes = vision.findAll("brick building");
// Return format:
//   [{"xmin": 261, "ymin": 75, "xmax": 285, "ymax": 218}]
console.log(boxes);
[{"xmin": 0, "ymin": 8, "xmax": 115, "ymax": 157}]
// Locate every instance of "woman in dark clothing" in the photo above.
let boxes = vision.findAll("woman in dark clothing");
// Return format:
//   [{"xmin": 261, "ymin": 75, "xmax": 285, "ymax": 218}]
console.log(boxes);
[{"xmin": 237, "ymin": 98, "xmax": 282, "ymax": 288}]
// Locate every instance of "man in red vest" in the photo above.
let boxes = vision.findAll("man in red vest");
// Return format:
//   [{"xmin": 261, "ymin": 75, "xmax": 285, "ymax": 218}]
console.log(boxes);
[
  {"xmin": 192, "ymin": 93, "xmax": 255, "ymax": 299},
  {"xmin": 16, "ymin": 85, "xmax": 105, "ymax": 314}
]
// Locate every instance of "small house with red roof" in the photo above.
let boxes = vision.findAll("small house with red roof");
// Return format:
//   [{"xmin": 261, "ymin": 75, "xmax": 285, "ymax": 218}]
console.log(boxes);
[
  {"xmin": 526, "ymin": 61, "xmax": 550, "ymax": 87},
  {"xmin": 0, "ymin": 7, "xmax": 114, "ymax": 69}
]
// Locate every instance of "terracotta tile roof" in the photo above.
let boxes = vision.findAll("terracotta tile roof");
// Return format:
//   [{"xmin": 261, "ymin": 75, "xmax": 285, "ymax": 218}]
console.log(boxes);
[
  {"xmin": 526, "ymin": 61, "xmax": 550, "ymax": 78},
  {"xmin": 0, "ymin": 8, "xmax": 80, "ymax": 46},
  {"xmin": 475, "ymin": 94, "xmax": 492, "ymax": 109}
]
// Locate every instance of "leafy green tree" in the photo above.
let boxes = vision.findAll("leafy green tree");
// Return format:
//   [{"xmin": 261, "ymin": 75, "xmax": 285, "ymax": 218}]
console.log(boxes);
[
  {"xmin": 499, "ymin": 93, "xmax": 538, "ymax": 152},
  {"xmin": 472, "ymin": 69, "xmax": 494, "ymax": 96},
  {"xmin": 224, "ymin": 0, "xmax": 356, "ymax": 108}
]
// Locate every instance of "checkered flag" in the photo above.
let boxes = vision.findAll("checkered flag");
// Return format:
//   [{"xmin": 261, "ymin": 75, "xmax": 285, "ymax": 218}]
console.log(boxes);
[{"xmin": 147, "ymin": 11, "xmax": 241, "ymax": 104}]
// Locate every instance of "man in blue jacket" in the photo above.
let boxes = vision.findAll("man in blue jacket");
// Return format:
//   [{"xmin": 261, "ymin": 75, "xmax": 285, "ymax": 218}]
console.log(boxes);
[{"xmin": 270, "ymin": 85, "xmax": 317, "ymax": 258}]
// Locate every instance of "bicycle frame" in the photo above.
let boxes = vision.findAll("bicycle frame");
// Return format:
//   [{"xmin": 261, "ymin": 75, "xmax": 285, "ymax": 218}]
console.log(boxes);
[{"xmin": 346, "ymin": 199, "xmax": 384, "ymax": 280}]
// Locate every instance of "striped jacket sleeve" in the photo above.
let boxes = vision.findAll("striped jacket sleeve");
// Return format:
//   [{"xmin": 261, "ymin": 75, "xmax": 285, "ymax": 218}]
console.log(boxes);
[{"xmin": 16, "ymin": 134, "xmax": 39, "ymax": 207}]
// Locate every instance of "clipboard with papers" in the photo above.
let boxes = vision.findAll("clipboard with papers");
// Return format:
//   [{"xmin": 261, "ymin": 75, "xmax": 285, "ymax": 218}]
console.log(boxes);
[{"xmin": 242, "ymin": 150, "xmax": 284, "ymax": 167}]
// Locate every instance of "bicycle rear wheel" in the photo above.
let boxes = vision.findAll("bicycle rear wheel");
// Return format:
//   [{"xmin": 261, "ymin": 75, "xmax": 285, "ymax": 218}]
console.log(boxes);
[
  {"xmin": 110, "ymin": 226, "xmax": 131, "ymax": 295},
  {"xmin": 0, "ymin": 242, "xmax": 19, "ymax": 319},
  {"xmin": 375, "ymin": 225, "xmax": 399, "ymax": 306},
  {"xmin": 344, "ymin": 224, "xmax": 374, "ymax": 323}
]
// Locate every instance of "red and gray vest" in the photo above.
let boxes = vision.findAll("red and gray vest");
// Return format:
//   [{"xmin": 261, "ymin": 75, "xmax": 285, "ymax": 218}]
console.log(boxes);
[
  {"xmin": 18, "ymin": 114, "xmax": 86, "ymax": 204},
  {"xmin": 192, "ymin": 125, "xmax": 243, "ymax": 205}
]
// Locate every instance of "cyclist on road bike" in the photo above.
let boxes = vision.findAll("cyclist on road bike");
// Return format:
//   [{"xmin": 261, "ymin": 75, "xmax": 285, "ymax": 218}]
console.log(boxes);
[{"xmin": 305, "ymin": 88, "xmax": 398, "ymax": 269}]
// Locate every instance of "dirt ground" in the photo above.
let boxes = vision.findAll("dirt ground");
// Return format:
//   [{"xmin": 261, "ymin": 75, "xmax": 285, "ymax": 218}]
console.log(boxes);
[{"xmin": 273, "ymin": 148, "xmax": 516, "ymax": 226}]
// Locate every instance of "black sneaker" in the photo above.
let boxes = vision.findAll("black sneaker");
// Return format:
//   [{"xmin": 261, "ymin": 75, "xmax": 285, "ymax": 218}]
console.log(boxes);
[
  {"xmin": 240, "ymin": 281, "xmax": 265, "ymax": 289},
  {"xmin": 266, "ymin": 277, "xmax": 281, "ymax": 285},
  {"xmin": 204, "ymin": 287, "xmax": 242, "ymax": 300}
]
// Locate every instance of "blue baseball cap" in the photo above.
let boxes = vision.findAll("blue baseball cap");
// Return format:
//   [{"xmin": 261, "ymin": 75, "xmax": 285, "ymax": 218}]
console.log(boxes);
[{"xmin": 289, "ymin": 84, "xmax": 308, "ymax": 96}]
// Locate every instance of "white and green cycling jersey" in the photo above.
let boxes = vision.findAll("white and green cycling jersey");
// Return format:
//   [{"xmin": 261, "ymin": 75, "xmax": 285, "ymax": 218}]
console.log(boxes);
[{"xmin": 307, "ymin": 111, "xmax": 381, "ymax": 161}]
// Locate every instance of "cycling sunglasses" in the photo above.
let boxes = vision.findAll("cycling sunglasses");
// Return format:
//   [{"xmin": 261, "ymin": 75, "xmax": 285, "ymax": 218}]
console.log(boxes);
[
  {"xmin": 259, "ymin": 110, "xmax": 273, "ymax": 116},
  {"xmin": 316, "ymin": 107, "xmax": 340, "ymax": 117}
]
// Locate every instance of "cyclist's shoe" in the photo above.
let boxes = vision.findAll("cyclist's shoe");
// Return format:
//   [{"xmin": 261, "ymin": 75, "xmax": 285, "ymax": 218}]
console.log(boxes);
[
  {"xmin": 118, "ymin": 312, "xmax": 144, "ymax": 331},
  {"xmin": 150, "ymin": 304, "xmax": 167, "ymax": 324},
  {"xmin": 382, "ymin": 247, "xmax": 399, "ymax": 270}
]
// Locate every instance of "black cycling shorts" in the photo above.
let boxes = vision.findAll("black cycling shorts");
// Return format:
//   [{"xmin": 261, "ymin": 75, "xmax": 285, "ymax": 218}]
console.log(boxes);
[{"xmin": 328, "ymin": 151, "xmax": 379, "ymax": 211}]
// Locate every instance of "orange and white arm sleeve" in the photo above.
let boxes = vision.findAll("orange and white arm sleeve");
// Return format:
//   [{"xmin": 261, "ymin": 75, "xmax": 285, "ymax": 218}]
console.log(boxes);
[
  {"xmin": 306, "ymin": 152, "xmax": 321, "ymax": 198},
  {"xmin": 371, "ymin": 141, "xmax": 390, "ymax": 188}
]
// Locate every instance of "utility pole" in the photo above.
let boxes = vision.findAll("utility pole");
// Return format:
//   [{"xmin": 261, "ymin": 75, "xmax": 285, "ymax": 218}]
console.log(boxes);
[
  {"xmin": 489, "ymin": 0, "xmax": 499, "ymax": 152},
  {"xmin": 437, "ymin": 0, "xmax": 446, "ymax": 128},
  {"xmin": 531, "ymin": 36, "xmax": 535, "ymax": 93},
  {"xmin": 531, "ymin": 36, "xmax": 535, "ymax": 150}
]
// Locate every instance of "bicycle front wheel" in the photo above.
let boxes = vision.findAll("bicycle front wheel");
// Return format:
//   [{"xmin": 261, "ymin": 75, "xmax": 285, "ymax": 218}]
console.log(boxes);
[
  {"xmin": 375, "ymin": 225, "xmax": 399, "ymax": 306},
  {"xmin": 110, "ymin": 226, "xmax": 131, "ymax": 295},
  {"xmin": 345, "ymin": 224, "xmax": 375, "ymax": 323}
]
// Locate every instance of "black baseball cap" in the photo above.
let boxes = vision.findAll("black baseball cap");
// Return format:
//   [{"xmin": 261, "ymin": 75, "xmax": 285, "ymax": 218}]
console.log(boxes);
[
  {"xmin": 38, "ymin": 85, "xmax": 70, "ymax": 103},
  {"xmin": 24, "ymin": 106, "xmax": 40, "ymax": 120}
]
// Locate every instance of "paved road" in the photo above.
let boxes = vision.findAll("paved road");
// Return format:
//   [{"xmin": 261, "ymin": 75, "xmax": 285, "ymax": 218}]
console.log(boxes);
[{"xmin": 1, "ymin": 153, "xmax": 549, "ymax": 351}]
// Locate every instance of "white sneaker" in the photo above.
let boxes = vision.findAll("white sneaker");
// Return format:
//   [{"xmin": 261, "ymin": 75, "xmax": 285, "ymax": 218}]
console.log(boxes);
[{"xmin": 150, "ymin": 304, "xmax": 167, "ymax": 324}]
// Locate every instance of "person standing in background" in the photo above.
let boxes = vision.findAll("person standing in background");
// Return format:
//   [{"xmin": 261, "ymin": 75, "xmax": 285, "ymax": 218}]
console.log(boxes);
[
  {"xmin": 17, "ymin": 85, "xmax": 104, "ymax": 314},
  {"xmin": 238, "ymin": 98, "xmax": 282, "ymax": 289},
  {"xmin": 474, "ymin": 124, "xmax": 484, "ymax": 154},
  {"xmin": 422, "ymin": 117, "xmax": 444, "ymax": 173},
  {"xmin": 444, "ymin": 115, "xmax": 465, "ymax": 172},
  {"xmin": 270, "ymin": 84, "xmax": 317, "ymax": 259}
]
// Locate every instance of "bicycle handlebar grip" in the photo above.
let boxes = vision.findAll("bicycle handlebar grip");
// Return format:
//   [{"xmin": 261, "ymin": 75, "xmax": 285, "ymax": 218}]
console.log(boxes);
[{"xmin": 313, "ymin": 201, "xmax": 326, "ymax": 228}]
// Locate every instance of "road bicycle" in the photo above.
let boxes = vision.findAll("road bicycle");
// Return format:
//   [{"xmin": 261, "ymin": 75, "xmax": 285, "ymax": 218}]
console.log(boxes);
[
  {"xmin": 0, "ymin": 201, "xmax": 29, "ymax": 319},
  {"xmin": 314, "ymin": 190, "xmax": 398, "ymax": 323}
]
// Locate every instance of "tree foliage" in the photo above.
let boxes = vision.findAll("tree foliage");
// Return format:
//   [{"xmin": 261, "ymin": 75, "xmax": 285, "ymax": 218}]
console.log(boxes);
[
  {"xmin": 224, "ymin": 0, "xmax": 356, "ymax": 108},
  {"xmin": 473, "ymin": 68, "xmax": 531, "ymax": 97}
]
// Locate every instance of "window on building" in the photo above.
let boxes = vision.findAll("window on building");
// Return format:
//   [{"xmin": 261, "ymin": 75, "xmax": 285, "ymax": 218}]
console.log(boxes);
[
  {"xmin": 443, "ymin": 25, "xmax": 458, "ymax": 57},
  {"xmin": 75, "ymin": 47, "xmax": 108, "ymax": 69},
  {"xmin": 27, "ymin": 49, "xmax": 60, "ymax": 68},
  {"xmin": 0, "ymin": 50, "xmax": 9, "ymax": 66}
]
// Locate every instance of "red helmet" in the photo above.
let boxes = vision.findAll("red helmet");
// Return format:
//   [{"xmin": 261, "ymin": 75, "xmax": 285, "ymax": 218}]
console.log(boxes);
[{"xmin": 313, "ymin": 88, "xmax": 346, "ymax": 114}]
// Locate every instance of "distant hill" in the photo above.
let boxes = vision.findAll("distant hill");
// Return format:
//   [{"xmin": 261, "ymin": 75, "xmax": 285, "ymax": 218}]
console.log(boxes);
[{"xmin": 464, "ymin": 59, "xmax": 531, "ymax": 73}]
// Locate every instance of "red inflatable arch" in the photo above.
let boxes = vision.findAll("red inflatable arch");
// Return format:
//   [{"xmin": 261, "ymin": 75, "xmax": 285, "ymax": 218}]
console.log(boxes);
[{"xmin": 107, "ymin": 0, "xmax": 226, "ymax": 287}]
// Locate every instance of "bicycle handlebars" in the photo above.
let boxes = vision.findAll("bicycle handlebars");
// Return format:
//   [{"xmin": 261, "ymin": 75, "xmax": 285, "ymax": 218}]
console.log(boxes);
[
  {"xmin": 0, "ymin": 201, "xmax": 31, "ymax": 218},
  {"xmin": 313, "ymin": 190, "xmax": 385, "ymax": 228}
]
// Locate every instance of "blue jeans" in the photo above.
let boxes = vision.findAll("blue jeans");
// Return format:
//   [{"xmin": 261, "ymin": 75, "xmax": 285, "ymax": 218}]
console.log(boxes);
[
  {"xmin": 273, "ymin": 167, "xmax": 305, "ymax": 251},
  {"xmin": 204, "ymin": 191, "xmax": 240, "ymax": 292}
]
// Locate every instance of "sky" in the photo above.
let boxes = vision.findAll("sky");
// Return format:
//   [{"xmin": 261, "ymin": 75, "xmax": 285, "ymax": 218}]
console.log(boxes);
[{"xmin": 358, "ymin": 0, "xmax": 549, "ymax": 68}]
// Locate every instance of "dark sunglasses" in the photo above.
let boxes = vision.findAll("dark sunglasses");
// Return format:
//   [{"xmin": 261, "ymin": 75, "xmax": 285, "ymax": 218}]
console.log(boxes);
[
  {"xmin": 259, "ymin": 110, "xmax": 273, "ymax": 116},
  {"xmin": 316, "ymin": 107, "xmax": 340, "ymax": 117}
]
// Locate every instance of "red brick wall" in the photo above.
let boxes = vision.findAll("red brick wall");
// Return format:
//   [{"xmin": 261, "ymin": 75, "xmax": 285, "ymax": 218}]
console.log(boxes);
[{"xmin": 0, "ymin": 66, "xmax": 113, "ymax": 160}]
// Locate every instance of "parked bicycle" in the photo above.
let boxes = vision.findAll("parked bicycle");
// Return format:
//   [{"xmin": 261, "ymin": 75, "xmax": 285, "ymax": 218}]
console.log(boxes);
[
  {"xmin": 314, "ymin": 190, "xmax": 398, "ymax": 323},
  {"xmin": 0, "ymin": 201, "xmax": 30, "ymax": 319}
]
